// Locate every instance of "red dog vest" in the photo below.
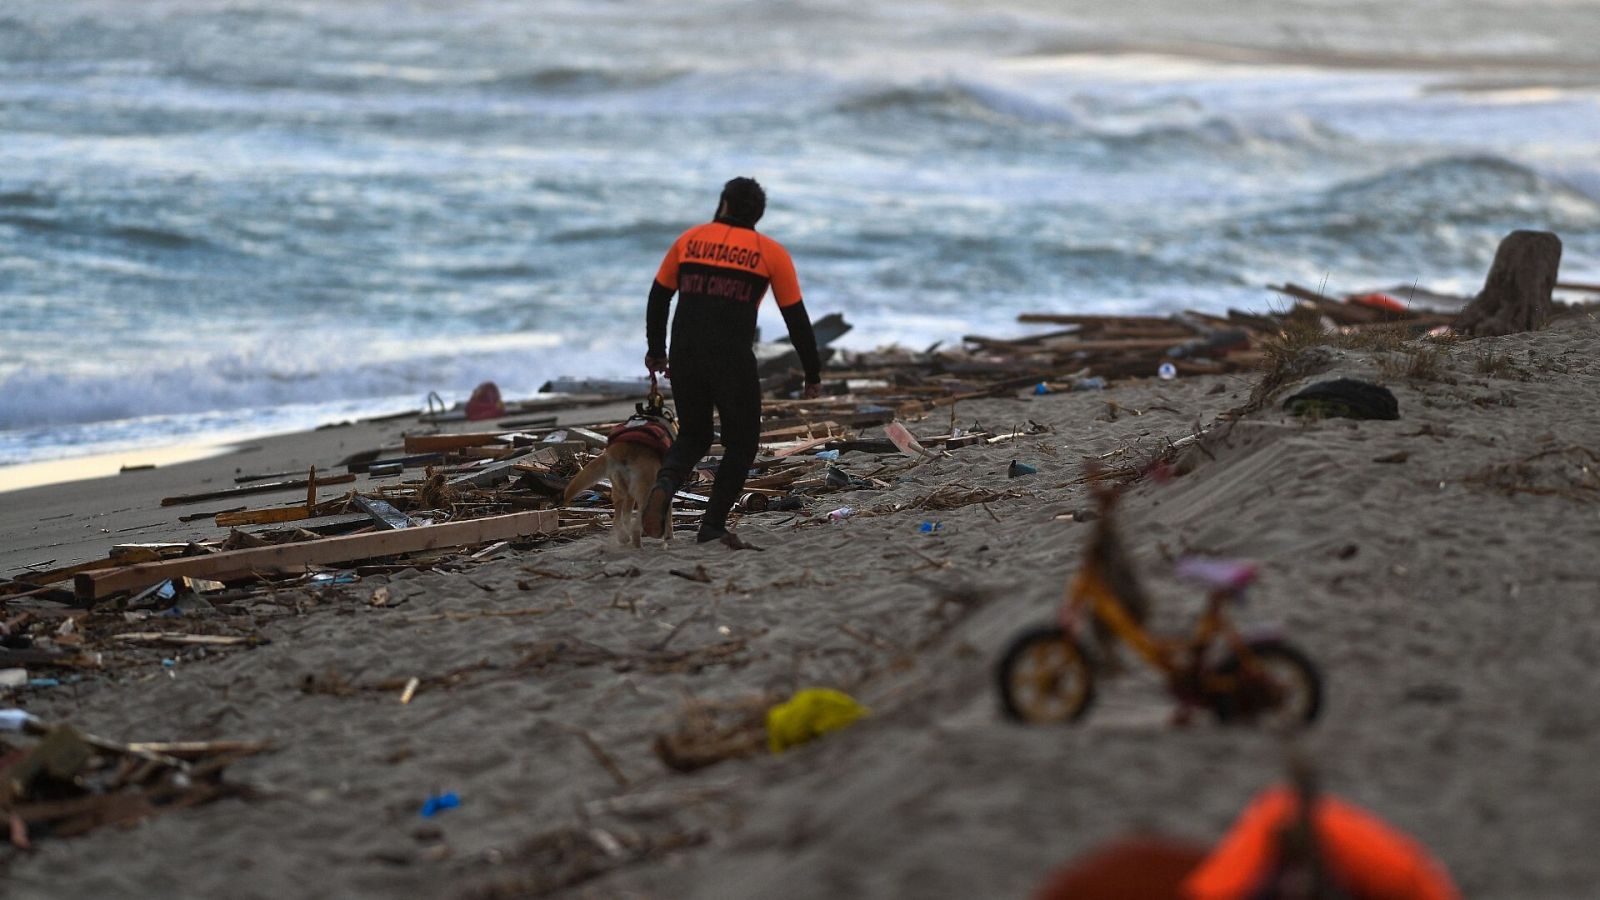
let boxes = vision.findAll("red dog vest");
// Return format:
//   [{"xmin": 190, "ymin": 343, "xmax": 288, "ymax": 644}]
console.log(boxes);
[{"xmin": 608, "ymin": 415, "xmax": 675, "ymax": 456}]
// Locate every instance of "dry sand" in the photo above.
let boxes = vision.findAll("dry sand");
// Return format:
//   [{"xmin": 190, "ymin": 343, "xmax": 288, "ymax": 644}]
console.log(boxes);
[{"xmin": 4, "ymin": 313, "xmax": 1600, "ymax": 899}]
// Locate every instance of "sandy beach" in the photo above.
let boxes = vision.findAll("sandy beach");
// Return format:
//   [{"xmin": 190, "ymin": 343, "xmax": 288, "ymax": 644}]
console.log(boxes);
[{"xmin": 2, "ymin": 310, "xmax": 1597, "ymax": 898}]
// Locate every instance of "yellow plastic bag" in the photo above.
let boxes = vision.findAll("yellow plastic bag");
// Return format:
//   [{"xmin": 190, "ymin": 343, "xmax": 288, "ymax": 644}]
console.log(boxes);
[{"xmin": 765, "ymin": 688, "xmax": 868, "ymax": 754}]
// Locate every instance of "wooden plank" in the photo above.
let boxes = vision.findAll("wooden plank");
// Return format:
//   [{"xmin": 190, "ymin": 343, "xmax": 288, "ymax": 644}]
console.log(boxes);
[
  {"xmin": 111, "ymin": 633, "xmax": 260, "ymax": 647},
  {"xmin": 1046, "ymin": 337, "xmax": 1189, "ymax": 353},
  {"xmin": 771, "ymin": 435, "xmax": 837, "ymax": 458},
  {"xmin": 245, "ymin": 512, "xmax": 371, "ymax": 536},
  {"xmin": 215, "ymin": 494, "xmax": 346, "ymax": 528},
  {"xmin": 1271, "ymin": 283, "xmax": 1384, "ymax": 324},
  {"xmin": 124, "ymin": 740, "xmax": 272, "ymax": 757},
  {"xmin": 233, "ymin": 469, "xmax": 304, "ymax": 485},
  {"xmin": 108, "ymin": 544, "xmax": 188, "ymax": 561},
  {"xmin": 345, "ymin": 452, "xmax": 443, "ymax": 474},
  {"xmin": 74, "ymin": 509, "xmax": 559, "ymax": 601},
  {"xmin": 402, "ymin": 432, "xmax": 516, "ymax": 454},
  {"xmin": 459, "ymin": 446, "xmax": 520, "ymax": 460},
  {"xmin": 962, "ymin": 327, "xmax": 1081, "ymax": 347},
  {"xmin": 448, "ymin": 454, "xmax": 533, "ymax": 490},
  {"xmin": 759, "ymin": 421, "xmax": 843, "ymax": 442},
  {"xmin": 159, "ymin": 474, "xmax": 355, "ymax": 508},
  {"xmin": 565, "ymin": 427, "xmax": 610, "ymax": 449},
  {"xmin": 1018, "ymin": 313, "xmax": 1176, "ymax": 326},
  {"xmin": 493, "ymin": 414, "xmax": 560, "ymax": 429},
  {"xmin": 216, "ymin": 506, "xmax": 311, "ymax": 527},
  {"xmin": 4, "ymin": 555, "xmax": 135, "ymax": 589}
]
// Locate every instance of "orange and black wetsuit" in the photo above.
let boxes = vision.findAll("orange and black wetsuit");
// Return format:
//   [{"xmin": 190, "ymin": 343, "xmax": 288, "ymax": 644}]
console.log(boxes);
[{"xmin": 647, "ymin": 214, "xmax": 820, "ymax": 537}]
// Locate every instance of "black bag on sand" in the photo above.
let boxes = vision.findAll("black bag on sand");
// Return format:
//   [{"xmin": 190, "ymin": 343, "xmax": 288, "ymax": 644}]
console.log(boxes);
[{"xmin": 1283, "ymin": 378, "xmax": 1400, "ymax": 420}]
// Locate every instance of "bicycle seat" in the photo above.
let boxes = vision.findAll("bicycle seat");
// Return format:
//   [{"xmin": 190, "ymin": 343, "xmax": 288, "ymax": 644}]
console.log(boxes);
[{"xmin": 1174, "ymin": 558, "xmax": 1259, "ymax": 593}]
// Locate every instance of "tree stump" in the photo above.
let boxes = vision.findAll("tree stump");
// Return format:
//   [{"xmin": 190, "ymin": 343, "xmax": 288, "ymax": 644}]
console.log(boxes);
[{"xmin": 1454, "ymin": 230, "xmax": 1562, "ymax": 337}]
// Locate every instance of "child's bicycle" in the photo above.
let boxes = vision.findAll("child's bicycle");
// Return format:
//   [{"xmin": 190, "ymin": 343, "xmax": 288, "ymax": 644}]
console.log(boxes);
[{"xmin": 997, "ymin": 487, "xmax": 1323, "ymax": 728}]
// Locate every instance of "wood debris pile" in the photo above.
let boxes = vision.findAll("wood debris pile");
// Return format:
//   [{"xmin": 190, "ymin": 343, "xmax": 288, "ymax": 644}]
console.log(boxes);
[
  {"xmin": 0, "ymin": 710, "xmax": 268, "ymax": 848},
  {"xmin": 1, "ymin": 285, "xmax": 1467, "ymax": 613}
]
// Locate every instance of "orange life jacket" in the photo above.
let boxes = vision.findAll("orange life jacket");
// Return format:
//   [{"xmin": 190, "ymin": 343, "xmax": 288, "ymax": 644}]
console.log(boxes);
[{"xmin": 1184, "ymin": 787, "xmax": 1460, "ymax": 900}]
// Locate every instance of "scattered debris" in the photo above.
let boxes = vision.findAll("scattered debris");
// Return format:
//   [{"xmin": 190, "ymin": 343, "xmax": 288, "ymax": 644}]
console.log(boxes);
[
  {"xmin": 0, "ymin": 709, "xmax": 267, "ymax": 846},
  {"xmin": 765, "ymin": 688, "xmax": 868, "ymax": 753},
  {"xmin": 419, "ymin": 791, "xmax": 460, "ymax": 818}
]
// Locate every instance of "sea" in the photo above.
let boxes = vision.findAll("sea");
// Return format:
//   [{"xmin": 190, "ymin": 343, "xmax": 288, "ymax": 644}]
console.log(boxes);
[{"xmin": 3, "ymin": 0, "xmax": 1599, "ymax": 467}]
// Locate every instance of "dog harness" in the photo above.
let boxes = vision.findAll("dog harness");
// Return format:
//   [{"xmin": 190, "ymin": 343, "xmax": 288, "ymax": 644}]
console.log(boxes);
[
  {"xmin": 607, "ymin": 378, "xmax": 677, "ymax": 457},
  {"xmin": 608, "ymin": 415, "xmax": 675, "ymax": 457}
]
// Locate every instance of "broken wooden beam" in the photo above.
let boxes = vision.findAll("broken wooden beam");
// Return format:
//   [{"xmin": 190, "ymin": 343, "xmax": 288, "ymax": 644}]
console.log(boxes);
[{"xmin": 74, "ymin": 509, "xmax": 559, "ymax": 601}]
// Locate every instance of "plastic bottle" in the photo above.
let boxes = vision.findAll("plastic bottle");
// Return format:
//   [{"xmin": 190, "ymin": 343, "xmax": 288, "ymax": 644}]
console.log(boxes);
[{"xmin": 1158, "ymin": 362, "xmax": 1177, "ymax": 380}]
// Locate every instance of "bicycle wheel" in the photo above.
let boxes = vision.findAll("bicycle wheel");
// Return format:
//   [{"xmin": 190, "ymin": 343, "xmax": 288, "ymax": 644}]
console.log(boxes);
[
  {"xmin": 997, "ymin": 625, "xmax": 1096, "ymax": 724},
  {"xmin": 1213, "ymin": 639, "xmax": 1323, "ymax": 727}
]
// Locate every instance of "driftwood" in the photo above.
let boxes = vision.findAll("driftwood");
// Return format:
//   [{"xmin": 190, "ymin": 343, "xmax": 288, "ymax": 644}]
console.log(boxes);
[
  {"xmin": 74, "ymin": 509, "xmax": 559, "ymax": 601},
  {"xmin": 1455, "ymin": 230, "xmax": 1563, "ymax": 337}
]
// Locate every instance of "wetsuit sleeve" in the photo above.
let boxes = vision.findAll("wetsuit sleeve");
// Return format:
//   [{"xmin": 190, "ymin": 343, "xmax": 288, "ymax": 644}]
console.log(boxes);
[
  {"xmin": 780, "ymin": 299, "xmax": 822, "ymax": 385},
  {"xmin": 654, "ymin": 235, "xmax": 683, "ymax": 290},
  {"xmin": 766, "ymin": 242, "xmax": 802, "ymax": 308},
  {"xmin": 646, "ymin": 280, "xmax": 673, "ymax": 357}
]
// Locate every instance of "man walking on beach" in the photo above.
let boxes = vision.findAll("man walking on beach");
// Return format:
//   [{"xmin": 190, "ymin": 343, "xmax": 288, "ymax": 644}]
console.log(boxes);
[{"xmin": 642, "ymin": 177, "xmax": 822, "ymax": 547}]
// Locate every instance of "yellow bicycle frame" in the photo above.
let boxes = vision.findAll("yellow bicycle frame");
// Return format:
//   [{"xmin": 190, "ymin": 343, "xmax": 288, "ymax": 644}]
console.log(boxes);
[{"xmin": 1066, "ymin": 559, "xmax": 1248, "ymax": 684}]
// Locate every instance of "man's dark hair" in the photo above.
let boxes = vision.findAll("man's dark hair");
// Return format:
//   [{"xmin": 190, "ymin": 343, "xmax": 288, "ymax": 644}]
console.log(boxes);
[{"xmin": 720, "ymin": 177, "xmax": 766, "ymax": 225}]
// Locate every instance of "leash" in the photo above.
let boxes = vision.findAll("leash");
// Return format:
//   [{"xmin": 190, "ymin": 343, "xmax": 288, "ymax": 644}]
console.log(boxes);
[{"xmin": 646, "ymin": 372, "xmax": 667, "ymax": 417}]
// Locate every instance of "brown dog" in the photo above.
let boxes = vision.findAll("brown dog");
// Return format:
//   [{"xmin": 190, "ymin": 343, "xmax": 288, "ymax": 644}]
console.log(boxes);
[{"xmin": 562, "ymin": 405, "xmax": 676, "ymax": 547}]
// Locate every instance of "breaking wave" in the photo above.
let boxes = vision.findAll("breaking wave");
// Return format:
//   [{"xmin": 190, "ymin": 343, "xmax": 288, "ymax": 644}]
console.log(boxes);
[
  {"xmin": 834, "ymin": 80, "xmax": 1082, "ymax": 126},
  {"xmin": 1238, "ymin": 155, "xmax": 1600, "ymax": 246},
  {"xmin": 829, "ymin": 77, "xmax": 1345, "ymax": 159},
  {"xmin": 163, "ymin": 61, "xmax": 688, "ymax": 96},
  {"xmin": 0, "ymin": 208, "xmax": 223, "ymax": 254}
]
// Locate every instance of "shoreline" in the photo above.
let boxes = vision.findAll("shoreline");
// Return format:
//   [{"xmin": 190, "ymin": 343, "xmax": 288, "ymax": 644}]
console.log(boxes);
[{"xmin": 0, "ymin": 440, "xmax": 239, "ymax": 496}]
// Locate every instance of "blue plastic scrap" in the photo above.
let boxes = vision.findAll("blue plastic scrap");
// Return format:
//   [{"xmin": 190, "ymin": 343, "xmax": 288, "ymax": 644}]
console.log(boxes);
[{"xmin": 420, "ymin": 792, "xmax": 461, "ymax": 818}]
